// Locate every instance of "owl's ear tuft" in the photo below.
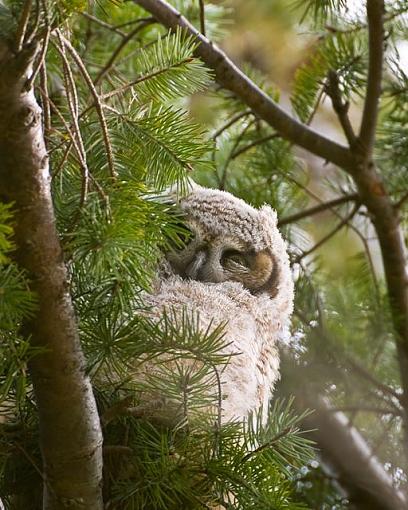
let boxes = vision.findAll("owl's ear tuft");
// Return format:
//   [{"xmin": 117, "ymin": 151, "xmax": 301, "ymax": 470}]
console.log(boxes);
[{"xmin": 259, "ymin": 205, "xmax": 278, "ymax": 228}]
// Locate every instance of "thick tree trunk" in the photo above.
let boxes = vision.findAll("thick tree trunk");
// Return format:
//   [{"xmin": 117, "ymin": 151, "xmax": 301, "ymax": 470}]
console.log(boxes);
[{"xmin": 0, "ymin": 40, "xmax": 103, "ymax": 510}]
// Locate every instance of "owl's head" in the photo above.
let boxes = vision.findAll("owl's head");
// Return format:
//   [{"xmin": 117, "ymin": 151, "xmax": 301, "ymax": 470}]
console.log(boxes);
[{"xmin": 166, "ymin": 183, "xmax": 292, "ymax": 299}]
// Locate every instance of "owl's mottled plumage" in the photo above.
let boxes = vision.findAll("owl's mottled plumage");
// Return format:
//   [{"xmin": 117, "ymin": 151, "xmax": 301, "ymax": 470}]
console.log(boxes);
[{"xmin": 145, "ymin": 183, "xmax": 294, "ymax": 422}]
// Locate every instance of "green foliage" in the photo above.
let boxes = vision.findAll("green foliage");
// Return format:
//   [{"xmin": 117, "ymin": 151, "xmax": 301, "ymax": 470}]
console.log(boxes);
[
  {"xmin": 293, "ymin": 0, "xmax": 349, "ymax": 25},
  {"xmin": 291, "ymin": 32, "xmax": 367, "ymax": 122},
  {"xmin": 129, "ymin": 29, "xmax": 213, "ymax": 103}
]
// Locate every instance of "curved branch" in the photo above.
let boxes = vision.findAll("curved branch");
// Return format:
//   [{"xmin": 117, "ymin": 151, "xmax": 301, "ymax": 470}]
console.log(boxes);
[{"xmin": 133, "ymin": 0, "xmax": 354, "ymax": 169}]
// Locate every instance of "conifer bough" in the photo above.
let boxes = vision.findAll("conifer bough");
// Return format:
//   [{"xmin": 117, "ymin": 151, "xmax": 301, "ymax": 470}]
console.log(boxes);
[{"xmin": 0, "ymin": 35, "xmax": 103, "ymax": 510}]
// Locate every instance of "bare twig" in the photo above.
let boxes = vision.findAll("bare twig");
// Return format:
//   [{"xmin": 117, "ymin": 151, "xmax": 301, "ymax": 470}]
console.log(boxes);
[
  {"xmin": 39, "ymin": 64, "xmax": 51, "ymax": 136},
  {"xmin": 219, "ymin": 118, "xmax": 256, "ymax": 190},
  {"xmin": 43, "ymin": 93, "xmax": 89, "ymax": 208},
  {"xmin": 15, "ymin": 0, "xmax": 32, "ymax": 52},
  {"xmin": 59, "ymin": 33, "xmax": 117, "ymax": 179},
  {"xmin": 295, "ymin": 202, "xmax": 361, "ymax": 263},
  {"xmin": 94, "ymin": 19, "xmax": 155, "ymax": 85},
  {"xmin": 279, "ymin": 193, "xmax": 359, "ymax": 226},
  {"xmin": 26, "ymin": 24, "xmax": 50, "ymax": 90},
  {"xmin": 212, "ymin": 110, "xmax": 253, "ymax": 140},
  {"xmin": 81, "ymin": 11, "xmax": 127, "ymax": 37},
  {"xmin": 345, "ymin": 355, "xmax": 402, "ymax": 404},
  {"xmin": 326, "ymin": 70, "xmax": 357, "ymax": 147},
  {"xmin": 230, "ymin": 133, "xmax": 279, "ymax": 159},
  {"xmin": 395, "ymin": 190, "xmax": 408, "ymax": 209}
]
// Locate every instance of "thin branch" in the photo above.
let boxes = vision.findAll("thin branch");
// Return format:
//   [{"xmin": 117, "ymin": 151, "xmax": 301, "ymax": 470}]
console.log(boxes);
[
  {"xmin": 133, "ymin": 0, "xmax": 354, "ymax": 169},
  {"xmin": 219, "ymin": 118, "xmax": 256, "ymax": 190},
  {"xmin": 94, "ymin": 19, "xmax": 155, "ymax": 85},
  {"xmin": 211, "ymin": 110, "xmax": 253, "ymax": 139},
  {"xmin": 59, "ymin": 33, "xmax": 117, "ymax": 179},
  {"xmin": 81, "ymin": 11, "xmax": 127, "ymax": 37},
  {"xmin": 279, "ymin": 193, "xmax": 359, "ymax": 226},
  {"xmin": 358, "ymin": 0, "xmax": 385, "ymax": 157},
  {"xmin": 345, "ymin": 355, "xmax": 403, "ymax": 404},
  {"xmin": 100, "ymin": 57, "xmax": 193, "ymax": 100},
  {"xmin": 115, "ymin": 16, "xmax": 156, "ymax": 29},
  {"xmin": 198, "ymin": 0, "xmax": 206, "ymax": 36},
  {"xmin": 39, "ymin": 64, "xmax": 51, "ymax": 136},
  {"xmin": 295, "ymin": 202, "xmax": 361, "ymax": 263},
  {"xmin": 329, "ymin": 405, "xmax": 402, "ymax": 417},
  {"xmin": 231, "ymin": 133, "xmax": 279, "ymax": 159},
  {"xmin": 26, "ymin": 24, "xmax": 50, "ymax": 90},
  {"xmin": 242, "ymin": 426, "xmax": 293, "ymax": 463},
  {"xmin": 43, "ymin": 93, "xmax": 89, "ymax": 208},
  {"xmin": 326, "ymin": 70, "xmax": 357, "ymax": 147},
  {"xmin": 15, "ymin": 0, "xmax": 32, "ymax": 52},
  {"xmin": 395, "ymin": 190, "xmax": 408, "ymax": 209}
]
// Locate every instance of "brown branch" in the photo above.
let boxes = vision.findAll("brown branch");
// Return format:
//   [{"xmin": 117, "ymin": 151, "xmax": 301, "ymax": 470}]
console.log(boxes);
[
  {"xmin": 358, "ymin": 0, "xmax": 385, "ymax": 157},
  {"xmin": 81, "ymin": 11, "xmax": 127, "ymax": 37},
  {"xmin": 0, "ymin": 41, "xmax": 103, "ymax": 509},
  {"xmin": 326, "ymin": 70, "xmax": 357, "ymax": 147},
  {"xmin": 59, "ymin": 33, "xmax": 117, "ymax": 179},
  {"xmin": 211, "ymin": 109, "xmax": 253, "ymax": 139},
  {"xmin": 198, "ymin": 0, "xmax": 206, "ymax": 36},
  {"xmin": 132, "ymin": 0, "xmax": 354, "ymax": 169},
  {"xmin": 279, "ymin": 193, "xmax": 359, "ymax": 226},
  {"xmin": 219, "ymin": 118, "xmax": 256, "ymax": 190},
  {"xmin": 231, "ymin": 133, "xmax": 279, "ymax": 159},
  {"xmin": 395, "ymin": 190, "xmax": 408, "ymax": 209},
  {"xmin": 94, "ymin": 19, "xmax": 155, "ymax": 86},
  {"xmin": 295, "ymin": 202, "xmax": 361, "ymax": 263},
  {"xmin": 15, "ymin": 0, "xmax": 32, "ymax": 52}
]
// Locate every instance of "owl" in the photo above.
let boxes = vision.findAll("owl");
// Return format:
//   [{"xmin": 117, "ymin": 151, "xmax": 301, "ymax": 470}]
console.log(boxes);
[{"xmin": 143, "ymin": 182, "xmax": 294, "ymax": 423}]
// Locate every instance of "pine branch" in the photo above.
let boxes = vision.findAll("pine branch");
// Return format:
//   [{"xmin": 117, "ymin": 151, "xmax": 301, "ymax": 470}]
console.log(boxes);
[{"xmin": 132, "ymin": 0, "xmax": 354, "ymax": 169}]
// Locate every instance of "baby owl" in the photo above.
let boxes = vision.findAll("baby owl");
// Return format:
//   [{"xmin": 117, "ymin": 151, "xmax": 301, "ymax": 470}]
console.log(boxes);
[{"xmin": 144, "ymin": 182, "xmax": 294, "ymax": 422}]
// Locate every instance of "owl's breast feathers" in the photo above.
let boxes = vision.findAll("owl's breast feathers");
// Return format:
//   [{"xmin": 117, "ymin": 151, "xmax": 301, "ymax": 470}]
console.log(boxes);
[{"xmin": 144, "ymin": 274, "xmax": 293, "ymax": 421}]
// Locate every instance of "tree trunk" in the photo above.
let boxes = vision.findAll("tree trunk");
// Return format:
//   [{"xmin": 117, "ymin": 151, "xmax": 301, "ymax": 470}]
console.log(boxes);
[{"xmin": 0, "ymin": 39, "xmax": 103, "ymax": 510}]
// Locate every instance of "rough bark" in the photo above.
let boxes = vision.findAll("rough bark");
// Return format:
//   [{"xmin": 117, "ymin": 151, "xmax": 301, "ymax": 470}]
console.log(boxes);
[{"xmin": 0, "ymin": 39, "xmax": 103, "ymax": 510}]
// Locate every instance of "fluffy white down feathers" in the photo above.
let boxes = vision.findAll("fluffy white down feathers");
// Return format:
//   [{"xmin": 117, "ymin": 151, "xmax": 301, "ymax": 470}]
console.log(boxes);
[{"xmin": 145, "ymin": 183, "xmax": 294, "ymax": 422}]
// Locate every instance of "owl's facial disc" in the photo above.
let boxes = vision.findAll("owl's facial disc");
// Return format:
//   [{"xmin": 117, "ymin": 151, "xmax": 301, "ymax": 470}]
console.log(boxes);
[{"xmin": 166, "ymin": 229, "xmax": 279, "ymax": 297}]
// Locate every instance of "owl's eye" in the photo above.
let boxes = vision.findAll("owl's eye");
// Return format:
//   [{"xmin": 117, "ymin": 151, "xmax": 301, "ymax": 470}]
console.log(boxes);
[{"xmin": 221, "ymin": 249, "xmax": 249, "ymax": 269}]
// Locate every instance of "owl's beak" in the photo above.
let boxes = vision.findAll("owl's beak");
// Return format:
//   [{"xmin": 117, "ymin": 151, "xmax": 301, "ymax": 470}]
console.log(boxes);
[{"xmin": 185, "ymin": 250, "xmax": 207, "ymax": 280}]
